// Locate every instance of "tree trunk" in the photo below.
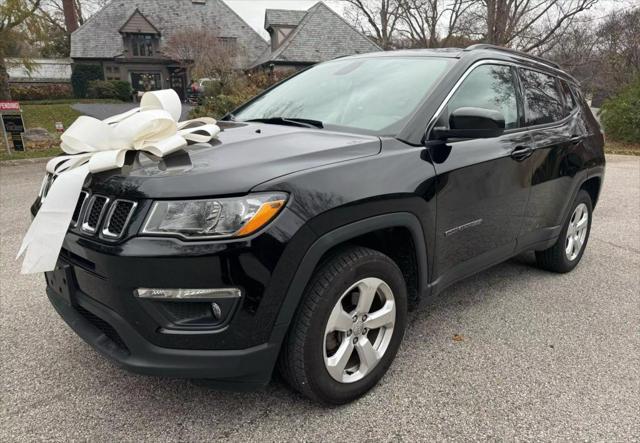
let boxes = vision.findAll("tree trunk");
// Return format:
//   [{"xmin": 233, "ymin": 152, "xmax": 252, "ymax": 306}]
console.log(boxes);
[
  {"xmin": 0, "ymin": 58, "xmax": 11, "ymax": 100},
  {"xmin": 62, "ymin": 0, "xmax": 79, "ymax": 33}
]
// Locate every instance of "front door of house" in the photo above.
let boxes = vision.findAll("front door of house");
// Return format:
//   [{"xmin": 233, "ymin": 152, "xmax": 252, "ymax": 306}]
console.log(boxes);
[{"xmin": 169, "ymin": 68, "xmax": 187, "ymax": 100}]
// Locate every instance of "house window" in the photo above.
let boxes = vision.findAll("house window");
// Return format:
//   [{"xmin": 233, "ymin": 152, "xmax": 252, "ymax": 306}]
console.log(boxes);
[
  {"xmin": 105, "ymin": 65, "xmax": 120, "ymax": 81},
  {"xmin": 130, "ymin": 34, "xmax": 156, "ymax": 57},
  {"xmin": 218, "ymin": 37, "xmax": 238, "ymax": 54}
]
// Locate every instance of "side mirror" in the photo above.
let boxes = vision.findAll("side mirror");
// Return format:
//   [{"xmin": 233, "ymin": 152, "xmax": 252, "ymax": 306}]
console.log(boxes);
[{"xmin": 431, "ymin": 107, "xmax": 505, "ymax": 140}]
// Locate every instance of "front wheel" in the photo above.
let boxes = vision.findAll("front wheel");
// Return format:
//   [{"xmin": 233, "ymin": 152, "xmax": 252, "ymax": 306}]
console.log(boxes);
[
  {"xmin": 536, "ymin": 189, "xmax": 593, "ymax": 273},
  {"xmin": 279, "ymin": 246, "xmax": 407, "ymax": 404}
]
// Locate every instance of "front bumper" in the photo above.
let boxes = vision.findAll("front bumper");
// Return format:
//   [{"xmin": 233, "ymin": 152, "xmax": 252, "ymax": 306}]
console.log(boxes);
[
  {"xmin": 47, "ymin": 284, "xmax": 282, "ymax": 387},
  {"xmin": 42, "ymin": 206, "xmax": 317, "ymax": 386}
]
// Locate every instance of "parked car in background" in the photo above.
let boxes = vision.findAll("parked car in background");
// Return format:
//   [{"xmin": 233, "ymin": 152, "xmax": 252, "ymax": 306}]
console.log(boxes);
[{"xmin": 36, "ymin": 45, "xmax": 605, "ymax": 404}]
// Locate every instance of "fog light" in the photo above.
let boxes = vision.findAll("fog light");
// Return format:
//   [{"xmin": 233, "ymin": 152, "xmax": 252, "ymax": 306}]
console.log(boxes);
[
  {"xmin": 211, "ymin": 302, "xmax": 223, "ymax": 320},
  {"xmin": 134, "ymin": 288, "xmax": 241, "ymax": 301}
]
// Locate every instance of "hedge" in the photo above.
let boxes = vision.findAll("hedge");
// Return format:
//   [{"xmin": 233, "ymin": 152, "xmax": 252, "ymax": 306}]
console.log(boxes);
[
  {"xmin": 87, "ymin": 80, "xmax": 133, "ymax": 101},
  {"xmin": 71, "ymin": 64, "xmax": 103, "ymax": 98},
  {"xmin": 600, "ymin": 78, "xmax": 640, "ymax": 143},
  {"xmin": 9, "ymin": 83, "xmax": 73, "ymax": 101}
]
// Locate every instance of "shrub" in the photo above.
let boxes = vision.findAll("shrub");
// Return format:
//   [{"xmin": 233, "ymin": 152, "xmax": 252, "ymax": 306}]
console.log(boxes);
[
  {"xmin": 87, "ymin": 80, "xmax": 133, "ymax": 101},
  {"xmin": 110, "ymin": 80, "xmax": 133, "ymax": 101},
  {"xmin": 190, "ymin": 69, "xmax": 297, "ymax": 119},
  {"xmin": 9, "ymin": 83, "xmax": 73, "ymax": 101},
  {"xmin": 600, "ymin": 78, "xmax": 640, "ymax": 143},
  {"xmin": 71, "ymin": 64, "xmax": 103, "ymax": 98}
]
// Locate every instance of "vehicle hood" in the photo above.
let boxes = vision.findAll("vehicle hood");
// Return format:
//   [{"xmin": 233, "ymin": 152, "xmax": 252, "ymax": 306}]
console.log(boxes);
[{"xmin": 88, "ymin": 122, "xmax": 381, "ymax": 198}]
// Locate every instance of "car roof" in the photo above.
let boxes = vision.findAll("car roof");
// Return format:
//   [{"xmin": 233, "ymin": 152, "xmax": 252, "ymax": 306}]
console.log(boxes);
[{"xmin": 340, "ymin": 45, "xmax": 578, "ymax": 84}]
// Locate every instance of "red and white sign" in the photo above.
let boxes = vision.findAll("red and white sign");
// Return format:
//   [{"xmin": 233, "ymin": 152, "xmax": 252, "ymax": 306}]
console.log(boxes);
[
  {"xmin": 55, "ymin": 122, "xmax": 65, "ymax": 133},
  {"xmin": 0, "ymin": 101, "xmax": 21, "ymax": 112}
]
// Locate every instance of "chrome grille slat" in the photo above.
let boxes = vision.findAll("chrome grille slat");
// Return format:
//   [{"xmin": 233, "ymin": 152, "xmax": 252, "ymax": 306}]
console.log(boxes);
[
  {"xmin": 102, "ymin": 199, "xmax": 137, "ymax": 239},
  {"xmin": 72, "ymin": 191, "xmax": 89, "ymax": 226},
  {"xmin": 81, "ymin": 195, "xmax": 110, "ymax": 233}
]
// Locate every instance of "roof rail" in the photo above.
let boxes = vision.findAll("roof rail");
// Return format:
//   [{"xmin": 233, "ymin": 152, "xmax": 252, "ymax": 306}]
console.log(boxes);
[{"xmin": 464, "ymin": 44, "xmax": 561, "ymax": 69}]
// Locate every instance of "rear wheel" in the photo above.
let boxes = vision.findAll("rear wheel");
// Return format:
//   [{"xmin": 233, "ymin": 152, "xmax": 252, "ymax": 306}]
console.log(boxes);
[
  {"xmin": 536, "ymin": 190, "xmax": 593, "ymax": 273},
  {"xmin": 279, "ymin": 246, "xmax": 407, "ymax": 404}
]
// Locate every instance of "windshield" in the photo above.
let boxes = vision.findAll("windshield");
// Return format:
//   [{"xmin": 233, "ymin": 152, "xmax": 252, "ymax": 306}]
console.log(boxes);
[{"xmin": 234, "ymin": 57, "xmax": 453, "ymax": 134}]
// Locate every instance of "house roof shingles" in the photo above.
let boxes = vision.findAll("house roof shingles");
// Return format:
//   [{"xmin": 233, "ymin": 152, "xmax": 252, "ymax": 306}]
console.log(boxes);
[
  {"xmin": 264, "ymin": 9, "xmax": 307, "ymax": 29},
  {"xmin": 255, "ymin": 2, "xmax": 381, "ymax": 68},
  {"xmin": 71, "ymin": 0, "xmax": 268, "ymax": 67}
]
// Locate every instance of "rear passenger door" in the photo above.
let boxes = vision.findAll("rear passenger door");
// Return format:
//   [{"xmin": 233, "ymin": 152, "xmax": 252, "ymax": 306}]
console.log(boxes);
[{"xmin": 516, "ymin": 68, "xmax": 588, "ymax": 248}]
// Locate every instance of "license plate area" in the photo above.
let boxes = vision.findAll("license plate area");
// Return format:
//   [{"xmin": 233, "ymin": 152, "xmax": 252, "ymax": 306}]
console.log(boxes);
[{"xmin": 45, "ymin": 263, "xmax": 76, "ymax": 305}]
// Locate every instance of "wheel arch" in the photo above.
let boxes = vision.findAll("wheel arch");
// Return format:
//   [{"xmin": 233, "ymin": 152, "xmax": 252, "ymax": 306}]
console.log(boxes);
[
  {"xmin": 271, "ymin": 213, "xmax": 428, "ymax": 341},
  {"xmin": 581, "ymin": 175, "xmax": 603, "ymax": 208}
]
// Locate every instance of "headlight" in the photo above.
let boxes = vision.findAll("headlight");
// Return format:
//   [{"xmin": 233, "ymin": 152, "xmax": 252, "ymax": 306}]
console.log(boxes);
[{"xmin": 142, "ymin": 192, "xmax": 288, "ymax": 239}]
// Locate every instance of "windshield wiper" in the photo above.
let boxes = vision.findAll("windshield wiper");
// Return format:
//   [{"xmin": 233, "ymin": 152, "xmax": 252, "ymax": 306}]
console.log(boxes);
[{"xmin": 244, "ymin": 117, "xmax": 324, "ymax": 129}]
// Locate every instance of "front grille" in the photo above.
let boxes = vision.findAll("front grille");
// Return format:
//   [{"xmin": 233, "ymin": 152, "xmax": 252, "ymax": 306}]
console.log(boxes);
[
  {"xmin": 82, "ymin": 195, "xmax": 109, "ymax": 233},
  {"xmin": 75, "ymin": 305, "xmax": 129, "ymax": 355},
  {"xmin": 103, "ymin": 200, "xmax": 137, "ymax": 238},
  {"xmin": 71, "ymin": 192, "xmax": 89, "ymax": 226}
]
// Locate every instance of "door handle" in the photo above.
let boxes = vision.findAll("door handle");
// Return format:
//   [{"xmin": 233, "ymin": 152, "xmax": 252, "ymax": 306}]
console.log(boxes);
[
  {"xmin": 511, "ymin": 145, "xmax": 534, "ymax": 161},
  {"xmin": 570, "ymin": 135, "xmax": 584, "ymax": 145}
]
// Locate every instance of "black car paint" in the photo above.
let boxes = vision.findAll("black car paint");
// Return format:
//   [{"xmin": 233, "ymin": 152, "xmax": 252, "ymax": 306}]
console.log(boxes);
[{"xmin": 40, "ymin": 48, "xmax": 605, "ymax": 387}]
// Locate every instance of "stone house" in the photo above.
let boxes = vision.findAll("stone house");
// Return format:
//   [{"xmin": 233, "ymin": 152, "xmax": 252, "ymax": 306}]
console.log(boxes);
[
  {"xmin": 70, "ymin": 0, "xmax": 268, "ymax": 99},
  {"xmin": 252, "ymin": 3, "xmax": 382, "ymax": 72},
  {"xmin": 69, "ymin": 0, "xmax": 381, "ymax": 98}
]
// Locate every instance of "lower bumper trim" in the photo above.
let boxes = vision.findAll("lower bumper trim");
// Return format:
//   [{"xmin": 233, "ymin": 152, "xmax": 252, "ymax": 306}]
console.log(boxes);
[{"xmin": 47, "ymin": 288, "xmax": 280, "ymax": 388}]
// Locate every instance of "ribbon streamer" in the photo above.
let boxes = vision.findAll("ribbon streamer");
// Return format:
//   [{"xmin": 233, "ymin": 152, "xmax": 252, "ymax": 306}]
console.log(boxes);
[{"xmin": 17, "ymin": 89, "xmax": 220, "ymax": 274}]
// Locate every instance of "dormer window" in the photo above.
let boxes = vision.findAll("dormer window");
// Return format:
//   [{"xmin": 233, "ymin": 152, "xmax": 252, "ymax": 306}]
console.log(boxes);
[
  {"xmin": 131, "ymin": 34, "xmax": 156, "ymax": 57},
  {"xmin": 119, "ymin": 8, "xmax": 160, "ymax": 58}
]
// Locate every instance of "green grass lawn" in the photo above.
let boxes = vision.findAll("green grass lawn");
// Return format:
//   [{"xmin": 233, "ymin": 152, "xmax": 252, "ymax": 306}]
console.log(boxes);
[
  {"xmin": 1, "ymin": 101, "xmax": 81, "ymax": 160},
  {"xmin": 605, "ymin": 140, "xmax": 640, "ymax": 156},
  {"xmin": 21, "ymin": 102, "xmax": 82, "ymax": 135},
  {"xmin": 1, "ymin": 99, "xmax": 128, "ymax": 161}
]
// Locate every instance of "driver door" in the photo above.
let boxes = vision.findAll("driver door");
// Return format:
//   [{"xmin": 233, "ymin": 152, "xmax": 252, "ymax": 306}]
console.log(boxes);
[{"xmin": 429, "ymin": 63, "xmax": 533, "ymax": 286}]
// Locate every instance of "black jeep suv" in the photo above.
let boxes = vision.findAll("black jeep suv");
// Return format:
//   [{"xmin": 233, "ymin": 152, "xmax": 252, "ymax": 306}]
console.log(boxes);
[{"xmin": 38, "ymin": 45, "xmax": 605, "ymax": 404}]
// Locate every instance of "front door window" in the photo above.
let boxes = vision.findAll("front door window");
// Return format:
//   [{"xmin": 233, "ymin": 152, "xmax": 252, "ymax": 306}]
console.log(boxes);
[
  {"xmin": 445, "ymin": 64, "xmax": 520, "ymax": 129},
  {"xmin": 131, "ymin": 72, "xmax": 161, "ymax": 92}
]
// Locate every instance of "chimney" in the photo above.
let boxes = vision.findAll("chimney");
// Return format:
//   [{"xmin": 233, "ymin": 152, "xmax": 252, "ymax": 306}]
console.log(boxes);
[{"xmin": 62, "ymin": 0, "xmax": 79, "ymax": 33}]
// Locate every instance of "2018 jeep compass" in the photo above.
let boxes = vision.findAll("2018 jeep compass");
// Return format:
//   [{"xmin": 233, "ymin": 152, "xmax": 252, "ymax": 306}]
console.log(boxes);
[{"xmin": 36, "ymin": 45, "xmax": 605, "ymax": 404}]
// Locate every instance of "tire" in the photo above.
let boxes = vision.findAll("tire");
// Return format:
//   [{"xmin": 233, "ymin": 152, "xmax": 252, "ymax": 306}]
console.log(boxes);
[
  {"xmin": 279, "ymin": 246, "xmax": 408, "ymax": 404},
  {"xmin": 536, "ymin": 189, "xmax": 593, "ymax": 273}
]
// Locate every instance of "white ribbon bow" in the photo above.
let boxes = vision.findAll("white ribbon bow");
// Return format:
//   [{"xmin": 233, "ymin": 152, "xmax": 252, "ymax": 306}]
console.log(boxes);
[{"xmin": 17, "ymin": 89, "xmax": 220, "ymax": 274}]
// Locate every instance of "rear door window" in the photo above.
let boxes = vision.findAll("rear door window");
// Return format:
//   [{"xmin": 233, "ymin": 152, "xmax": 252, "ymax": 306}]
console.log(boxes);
[
  {"xmin": 519, "ymin": 69, "xmax": 564, "ymax": 125},
  {"xmin": 445, "ymin": 64, "xmax": 520, "ymax": 129}
]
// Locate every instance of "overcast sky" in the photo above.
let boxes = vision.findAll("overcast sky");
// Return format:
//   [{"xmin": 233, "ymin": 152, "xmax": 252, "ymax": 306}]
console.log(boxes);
[{"xmin": 225, "ymin": 0, "xmax": 632, "ymax": 40}]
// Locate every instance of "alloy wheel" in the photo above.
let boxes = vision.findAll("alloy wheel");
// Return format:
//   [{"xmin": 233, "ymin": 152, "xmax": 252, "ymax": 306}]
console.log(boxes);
[
  {"xmin": 566, "ymin": 202, "xmax": 589, "ymax": 261},
  {"xmin": 323, "ymin": 277, "xmax": 396, "ymax": 383}
]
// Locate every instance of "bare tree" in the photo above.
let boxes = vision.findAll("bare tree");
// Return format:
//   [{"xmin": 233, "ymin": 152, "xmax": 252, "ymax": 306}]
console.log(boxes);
[
  {"xmin": 398, "ymin": 0, "xmax": 476, "ymax": 47},
  {"xmin": 342, "ymin": 0, "xmax": 403, "ymax": 49},
  {"xmin": 476, "ymin": 0, "xmax": 599, "ymax": 53},
  {"xmin": 162, "ymin": 28, "xmax": 244, "ymax": 90},
  {"xmin": 1, "ymin": 0, "xmax": 43, "ymax": 100},
  {"xmin": 548, "ymin": 7, "xmax": 638, "ymax": 101}
]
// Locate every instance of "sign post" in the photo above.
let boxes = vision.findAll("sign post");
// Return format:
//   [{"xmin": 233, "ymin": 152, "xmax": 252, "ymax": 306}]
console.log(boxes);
[
  {"xmin": 0, "ymin": 101, "xmax": 24, "ymax": 155},
  {"xmin": 0, "ymin": 116, "xmax": 9, "ymax": 155}
]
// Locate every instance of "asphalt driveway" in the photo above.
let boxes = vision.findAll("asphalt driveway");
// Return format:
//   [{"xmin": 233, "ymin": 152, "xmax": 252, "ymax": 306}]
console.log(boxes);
[{"xmin": 1, "ymin": 155, "xmax": 638, "ymax": 441}]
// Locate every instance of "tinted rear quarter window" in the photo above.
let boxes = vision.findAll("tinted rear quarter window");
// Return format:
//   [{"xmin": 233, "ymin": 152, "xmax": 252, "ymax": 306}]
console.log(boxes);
[
  {"xmin": 520, "ymin": 69, "xmax": 564, "ymax": 125},
  {"xmin": 560, "ymin": 80, "xmax": 578, "ymax": 115}
]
